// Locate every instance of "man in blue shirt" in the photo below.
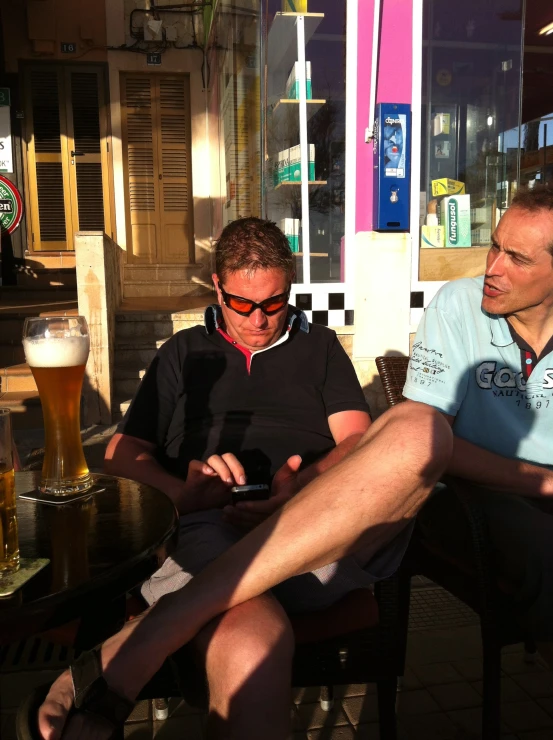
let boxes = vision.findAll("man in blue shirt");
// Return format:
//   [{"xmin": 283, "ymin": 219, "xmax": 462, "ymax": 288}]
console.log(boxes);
[{"xmin": 404, "ymin": 185, "xmax": 553, "ymax": 657}]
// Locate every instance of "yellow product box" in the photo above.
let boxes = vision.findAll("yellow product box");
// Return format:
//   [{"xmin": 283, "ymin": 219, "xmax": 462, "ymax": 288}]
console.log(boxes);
[
  {"xmin": 421, "ymin": 225, "xmax": 445, "ymax": 249},
  {"xmin": 431, "ymin": 178, "xmax": 465, "ymax": 196},
  {"xmin": 283, "ymin": 0, "xmax": 308, "ymax": 11}
]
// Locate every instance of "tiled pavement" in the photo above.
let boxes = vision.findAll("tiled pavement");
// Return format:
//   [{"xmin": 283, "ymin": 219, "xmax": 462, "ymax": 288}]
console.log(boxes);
[{"xmin": 3, "ymin": 626, "xmax": 553, "ymax": 739}]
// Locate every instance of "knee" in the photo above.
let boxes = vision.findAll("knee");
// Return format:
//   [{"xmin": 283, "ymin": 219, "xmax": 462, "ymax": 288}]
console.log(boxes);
[
  {"xmin": 381, "ymin": 401, "xmax": 452, "ymax": 480},
  {"xmin": 205, "ymin": 601, "xmax": 295, "ymax": 675}
]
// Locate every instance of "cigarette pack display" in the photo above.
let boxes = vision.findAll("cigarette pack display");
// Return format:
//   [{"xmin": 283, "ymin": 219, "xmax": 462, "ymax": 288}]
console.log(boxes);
[
  {"xmin": 289, "ymin": 145, "xmax": 301, "ymax": 181},
  {"xmin": 278, "ymin": 148, "xmax": 291, "ymax": 183},
  {"xmin": 286, "ymin": 62, "xmax": 312, "ymax": 100},
  {"xmin": 282, "ymin": 0, "xmax": 308, "ymax": 10},
  {"xmin": 431, "ymin": 178, "xmax": 465, "ymax": 196},
  {"xmin": 280, "ymin": 218, "xmax": 300, "ymax": 252},
  {"xmin": 309, "ymin": 143, "xmax": 315, "ymax": 181}
]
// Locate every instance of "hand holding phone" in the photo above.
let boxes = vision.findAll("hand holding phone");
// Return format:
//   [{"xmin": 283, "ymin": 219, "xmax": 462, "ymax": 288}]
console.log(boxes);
[{"xmin": 231, "ymin": 484, "xmax": 270, "ymax": 505}]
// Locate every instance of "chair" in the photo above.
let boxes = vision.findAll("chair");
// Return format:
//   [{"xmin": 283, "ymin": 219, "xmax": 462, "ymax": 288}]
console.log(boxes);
[{"xmin": 376, "ymin": 355, "xmax": 534, "ymax": 740}]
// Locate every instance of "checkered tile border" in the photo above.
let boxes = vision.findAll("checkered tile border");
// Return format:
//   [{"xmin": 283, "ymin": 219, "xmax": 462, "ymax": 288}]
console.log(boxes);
[{"xmin": 291, "ymin": 290, "xmax": 354, "ymax": 327}]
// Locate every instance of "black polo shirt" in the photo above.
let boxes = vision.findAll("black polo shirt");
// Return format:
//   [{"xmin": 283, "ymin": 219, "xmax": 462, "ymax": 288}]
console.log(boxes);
[{"xmin": 122, "ymin": 312, "xmax": 369, "ymax": 484}]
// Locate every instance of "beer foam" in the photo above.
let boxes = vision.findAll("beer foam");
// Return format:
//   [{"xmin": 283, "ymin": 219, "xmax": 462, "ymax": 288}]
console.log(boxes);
[{"xmin": 23, "ymin": 335, "xmax": 90, "ymax": 368}]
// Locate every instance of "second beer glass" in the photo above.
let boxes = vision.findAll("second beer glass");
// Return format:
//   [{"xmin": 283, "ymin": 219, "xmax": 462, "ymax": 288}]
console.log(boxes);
[{"xmin": 23, "ymin": 316, "xmax": 92, "ymax": 496}]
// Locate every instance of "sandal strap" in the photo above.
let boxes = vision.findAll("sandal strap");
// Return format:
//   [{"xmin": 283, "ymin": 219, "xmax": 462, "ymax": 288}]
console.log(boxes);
[{"xmin": 70, "ymin": 647, "xmax": 135, "ymax": 728}]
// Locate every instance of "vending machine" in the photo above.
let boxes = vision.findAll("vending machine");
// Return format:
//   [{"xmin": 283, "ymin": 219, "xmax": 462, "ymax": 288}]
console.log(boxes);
[{"xmin": 373, "ymin": 103, "xmax": 411, "ymax": 231}]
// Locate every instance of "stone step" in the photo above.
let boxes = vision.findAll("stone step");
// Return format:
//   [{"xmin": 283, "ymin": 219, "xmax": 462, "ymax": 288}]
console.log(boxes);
[
  {"xmin": 17, "ymin": 267, "xmax": 77, "ymax": 290},
  {"xmin": 0, "ymin": 363, "xmax": 36, "ymax": 393},
  {"xmin": 113, "ymin": 362, "xmax": 147, "ymax": 381},
  {"xmin": 114, "ymin": 347, "xmax": 158, "ymax": 367},
  {"xmin": 0, "ymin": 391, "xmax": 43, "ymax": 430},
  {"xmin": 0, "ymin": 285, "xmax": 77, "ymax": 301},
  {"xmin": 114, "ymin": 337, "xmax": 170, "ymax": 352},
  {"xmin": 112, "ymin": 396, "xmax": 131, "ymax": 423},
  {"xmin": 114, "ymin": 318, "xmax": 201, "ymax": 340},
  {"xmin": 114, "ymin": 377, "xmax": 142, "ymax": 398}
]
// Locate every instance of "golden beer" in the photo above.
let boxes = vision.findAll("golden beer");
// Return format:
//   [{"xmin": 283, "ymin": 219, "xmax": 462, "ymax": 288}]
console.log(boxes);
[
  {"xmin": 23, "ymin": 318, "xmax": 92, "ymax": 495},
  {"xmin": 0, "ymin": 466, "xmax": 19, "ymax": 573}
]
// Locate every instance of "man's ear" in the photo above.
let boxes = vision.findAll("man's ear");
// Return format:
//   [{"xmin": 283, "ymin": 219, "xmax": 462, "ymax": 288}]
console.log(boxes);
[{"xmin": 212, "ymin": 273, "xmax": 222, "ymax": 304}]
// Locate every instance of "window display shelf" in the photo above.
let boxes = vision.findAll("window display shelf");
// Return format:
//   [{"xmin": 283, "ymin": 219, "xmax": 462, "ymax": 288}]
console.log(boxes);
[
  {"xmin": 419, "ymin": 246, "xmax": 488, "ymax": 282},
  {"xmin": 271, "ymin": 99, "xmax": 326, "ymax": 124},
  {"xmin": 274, "ymin": 180, "xmax": 327, "ymax": 189},
  {"xmin": 267, "ymin": 13, "xmax": 324, "ymax": 71}
]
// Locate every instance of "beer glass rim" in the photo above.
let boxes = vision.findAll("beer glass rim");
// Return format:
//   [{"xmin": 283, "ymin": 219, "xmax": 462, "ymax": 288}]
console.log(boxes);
[
  {"xmin": 0, "ymin": 407, "xmax": 11, "ymax": 419},
  {"xmin": 23, "ymin": 315, "xmax": 89, "ymax": 337}
]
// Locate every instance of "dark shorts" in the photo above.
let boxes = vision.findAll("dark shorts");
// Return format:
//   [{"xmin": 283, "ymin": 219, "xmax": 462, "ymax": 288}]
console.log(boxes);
[
  {"xmin": 141, "ymin": 509, "xmax": 414, "ymax": 614},
  {"xmin": 418, "ymin": 483, "xmax": 553, "ymax": 640}
]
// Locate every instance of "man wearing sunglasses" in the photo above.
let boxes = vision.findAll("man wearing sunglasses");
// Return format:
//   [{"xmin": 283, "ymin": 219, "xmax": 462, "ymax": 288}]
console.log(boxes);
[{"xmin": 103, "ymin": 217, "xmax": 413, "ymax": 739}]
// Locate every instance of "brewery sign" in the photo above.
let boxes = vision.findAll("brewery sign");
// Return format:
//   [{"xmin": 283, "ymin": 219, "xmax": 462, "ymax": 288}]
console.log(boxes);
[{"xmin": 0, "ymin": 175, "xmax": 23, "ymax": 234}]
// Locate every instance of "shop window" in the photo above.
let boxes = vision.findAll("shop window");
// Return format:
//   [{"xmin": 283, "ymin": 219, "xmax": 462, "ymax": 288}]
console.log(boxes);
[{"xmin": 419, "ymin": 1, "xmax": 524, "ymax": 281}]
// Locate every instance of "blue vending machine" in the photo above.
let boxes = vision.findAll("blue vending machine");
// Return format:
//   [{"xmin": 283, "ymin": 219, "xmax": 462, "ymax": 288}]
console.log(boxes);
[{"xmin": 374, "ymin": 103, "xmax": 411, "ymax": 231}]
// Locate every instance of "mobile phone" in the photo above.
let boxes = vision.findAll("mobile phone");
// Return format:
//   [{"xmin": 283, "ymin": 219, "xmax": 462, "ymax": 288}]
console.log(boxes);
[{"xmin": 231, "ymin": 484, "xmax": 270, "ymax": 504}]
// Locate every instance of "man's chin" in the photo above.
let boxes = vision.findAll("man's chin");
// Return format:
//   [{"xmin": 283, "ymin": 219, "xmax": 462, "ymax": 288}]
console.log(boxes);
[{"xmin": 481, "ymin": 295, "xmax": 507, "ymax": 315}]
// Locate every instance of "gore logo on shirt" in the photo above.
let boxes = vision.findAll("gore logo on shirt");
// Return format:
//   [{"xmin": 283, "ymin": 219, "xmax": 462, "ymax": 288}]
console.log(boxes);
[{"xmin": 476, "ymin": 362, "xmax": 553, "ymax": 391}]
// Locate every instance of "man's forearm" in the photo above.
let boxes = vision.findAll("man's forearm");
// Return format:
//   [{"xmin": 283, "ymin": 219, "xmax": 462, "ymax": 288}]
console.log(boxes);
[
  {"xmin": 104, "ymin": 441, "xmax": 187, "ymax": 509},
  {"xmin": 448, "ymin": 437, "xmax": 553, "ymax": 497},
  {"xmin": 297, "ymin": 433, "xmax": 364, "ymax": 489}
]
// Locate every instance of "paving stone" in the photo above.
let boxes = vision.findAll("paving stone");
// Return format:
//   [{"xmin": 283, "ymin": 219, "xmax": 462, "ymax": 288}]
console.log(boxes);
[
  {"xmin": 341, "ymin": 694, "xmax": 379, "ymax": 724},
  {"xmin": 512, "ymin": 671, "xmax": 553, "ymax": 698},
  {"xmin": 335, "ymin": 682, "xmax": 377, "ymax": 698},
  {"xmin": 427, "ymin": 681, "xmax": 482, "ymax": 711},
  {"xmin": 452, "ymin": 657, "xmax": 485, "ymax": 682},
  {"xmin": 399, "ymin": 668, "xmax": 423, "ymax": 691},
  {"xmin": 307, "ymin": 727, "xmax": 356, "ymax": 740},
  {"xmin": 353, "ymin": 723, "xmax": 381, "ymax": 739},
  {"xmin": 471, "ymin": 675, "xmax": 530, "ymax": 703},
  {"xmin": 447, "ymin": 707, "xmax": 510, "ymax": 735},
  {"xmin": 396, "ymin": 712, "xmax": 460, "ymax": 740},
  {"xmin": 500, "ymin": 700, "xmax": 553, "ymax": 732},
  {"xmin": 152, "ymin": 714, "xmax": 204, "ymax": 739},
  {"xmin": 396, "ymin": 688, "xmax": 441, "ymax": 716},
  {"xmin": 294, "ymin": 701, "xmax": 350, "ymax": 730},
  {"xmin": 407, "ymin": 627, "xmax": 482, "ymax": 666},
  {"xmin": 518, "ymin": 731, "xmax": 553, "ymax": 740},
  {"xmin": 536, "ymin": 697, "xmax": 553, "ymax": 717},
  {"xmin": 127, "ymin": 700, "xmax": 151, "ymax": 723},
  {"xmin": 124, "ymin": 721, "xmax": 153, "ymax": 739},
  {"xmin": 502, "ymin": 653, "xmax": 550, "ymax": 676},
  {"xmin": 412, "ymin": 662, "xmax": 465, "ymax": 686}
]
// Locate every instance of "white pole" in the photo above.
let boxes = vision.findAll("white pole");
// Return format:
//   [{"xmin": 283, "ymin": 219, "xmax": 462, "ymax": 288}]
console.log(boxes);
[
  {"xmin": 297, "ymin": 15, "xmax": 310, "ymax": 285},
  {"xmin": 365, "ymin": 0, "xmax": 382, "ymax": 142}
]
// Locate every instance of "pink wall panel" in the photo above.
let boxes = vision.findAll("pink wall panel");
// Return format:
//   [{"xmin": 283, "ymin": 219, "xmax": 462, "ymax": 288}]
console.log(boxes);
[{"xmin": 355, "ymin": 0, "xmax": 413, "ymax": 232}]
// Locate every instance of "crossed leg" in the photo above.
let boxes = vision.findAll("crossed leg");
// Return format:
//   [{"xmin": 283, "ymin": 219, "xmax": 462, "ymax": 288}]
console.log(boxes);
[{"xmin": 38, "ymin": 401, "xmax": 452, "ymax": 740}]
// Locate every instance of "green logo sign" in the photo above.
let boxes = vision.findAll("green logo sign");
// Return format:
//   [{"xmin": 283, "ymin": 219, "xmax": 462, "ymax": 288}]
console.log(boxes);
[
  {"xmin": 0, "ymin": 176, "xmax": 23, "ymax": 234},
  {"xmin": 448, "ymin": 199, "xmax": 458, "ymax": 245}
]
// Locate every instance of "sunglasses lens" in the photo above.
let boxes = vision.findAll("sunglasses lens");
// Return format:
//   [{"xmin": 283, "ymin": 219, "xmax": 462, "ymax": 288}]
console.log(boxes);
[
  {"xmin": 227, "ymin": 296, "xmax": 255, "ymax": 314},
  {"xmin": 261, "ymin": 298, "xmax": 287, "ymax": 314}
]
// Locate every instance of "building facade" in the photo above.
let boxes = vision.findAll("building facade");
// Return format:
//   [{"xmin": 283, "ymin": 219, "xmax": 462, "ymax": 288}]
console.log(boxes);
[{"xmin": 1, "ymin": 0, "xmax": 551, "ymax": 417}]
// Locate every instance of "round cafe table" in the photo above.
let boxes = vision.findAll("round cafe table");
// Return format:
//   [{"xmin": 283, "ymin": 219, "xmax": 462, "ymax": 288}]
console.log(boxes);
[{"xmin": 0, "ymin": 472, "xmax": 179, "ymax": 645}]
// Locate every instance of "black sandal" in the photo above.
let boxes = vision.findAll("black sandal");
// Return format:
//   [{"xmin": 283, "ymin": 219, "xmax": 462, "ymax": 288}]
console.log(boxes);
[{"xmin": 16, "ymin": 647, "xmax": 135, "ymax": 740}]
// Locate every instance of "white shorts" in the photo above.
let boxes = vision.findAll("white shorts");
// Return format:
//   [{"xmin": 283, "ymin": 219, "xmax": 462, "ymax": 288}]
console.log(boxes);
[{"xmin": 141, "ymin": 509, "xmax": 414, "ymax": 614}]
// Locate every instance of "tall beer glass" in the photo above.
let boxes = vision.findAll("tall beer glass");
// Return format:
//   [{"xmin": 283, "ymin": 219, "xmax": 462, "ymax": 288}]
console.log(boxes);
[
  {"xmin": 0, "ymin": 408, "xmax": 19, "ymax": 572},
  {"xmin": 23, "ymin": 316, "xmax": 92, "ymax": 496}
]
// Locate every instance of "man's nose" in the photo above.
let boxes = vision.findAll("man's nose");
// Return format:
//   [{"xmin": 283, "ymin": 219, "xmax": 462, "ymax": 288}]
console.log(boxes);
[
  {"xmin": 250, "ymin": 308, "xmax": 267, "ymax": 327},
  {"xmin": 486, "ymin": 249, "xmax": 504, "ymax": 275}
]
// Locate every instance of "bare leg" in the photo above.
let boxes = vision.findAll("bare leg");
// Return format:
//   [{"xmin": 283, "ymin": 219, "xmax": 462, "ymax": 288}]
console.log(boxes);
[
  {"xmin": 194, "ymin": 593, "xmax": 294, "ymax": 740},
  {"xmin": 39, "ymin": 402, "xmax": 451, "ymax": 740}
]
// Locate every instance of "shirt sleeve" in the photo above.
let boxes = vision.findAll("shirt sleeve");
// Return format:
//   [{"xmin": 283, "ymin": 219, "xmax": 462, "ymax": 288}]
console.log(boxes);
[
  {"xmin": 322, "ymin": 334, "xmax": 371, "ymax": 418},
  {"xmin": 120, "ymin": 335, "xmax": 183, "ymax": 447},
  {"xmin": 403, "ymin": 303, "xmax": 469, "ymax": 415}
]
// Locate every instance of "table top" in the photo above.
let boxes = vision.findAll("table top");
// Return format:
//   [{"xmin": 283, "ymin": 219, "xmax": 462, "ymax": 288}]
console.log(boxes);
[{"xmin": 0, "ymin": 472, "xmax": 178, "ymax": 640}]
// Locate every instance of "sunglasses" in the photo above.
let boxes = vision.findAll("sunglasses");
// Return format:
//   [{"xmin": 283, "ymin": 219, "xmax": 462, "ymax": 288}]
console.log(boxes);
[{"xmin": 218, "ymin": 282, "xmax": 290, "ymax": 317}]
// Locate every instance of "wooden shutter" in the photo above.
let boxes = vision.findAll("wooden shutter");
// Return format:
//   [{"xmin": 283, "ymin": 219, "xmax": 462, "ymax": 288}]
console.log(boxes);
[
  {"xmin": 122, "ymin": 75, "xmax": 159, "ymax": 263},
  {"xmin": 122, "ymin": 74, "xmax": 194, "ymax": 265},
  {"xmin": 24, "ymin": 65, "xmax": 111, "ymax": 252},
  {"xmin": 65, "ymin": 70, "xmax": 106, "ymax": 232},
  {"xmin": 158, "ymin": 77, "xmax": 193, "ymax": 263},
  {"xmin": 25, "ymin": 67, "xmax": 71, "ymax": 250}
]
